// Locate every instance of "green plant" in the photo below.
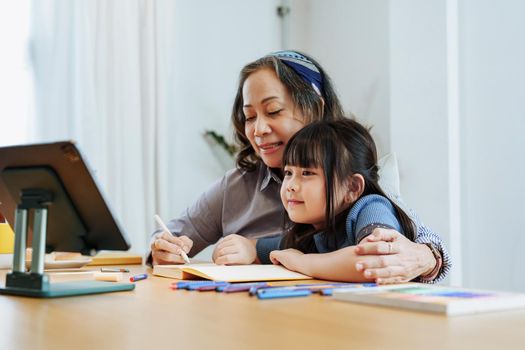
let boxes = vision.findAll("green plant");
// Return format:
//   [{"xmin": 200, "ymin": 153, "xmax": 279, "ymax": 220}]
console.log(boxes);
[{"xmin": 204, "ymin": 130, "xmax": 237, "ymax": 157}]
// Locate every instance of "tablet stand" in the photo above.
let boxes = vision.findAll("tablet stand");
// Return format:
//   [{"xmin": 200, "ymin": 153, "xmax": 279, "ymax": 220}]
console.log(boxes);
[{"xmin": 0, "ymin": 189, "xmax": 134, "ymax": 298}]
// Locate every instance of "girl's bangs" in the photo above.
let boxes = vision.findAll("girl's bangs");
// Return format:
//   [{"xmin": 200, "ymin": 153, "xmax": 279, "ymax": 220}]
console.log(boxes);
[{"xmin": 283, "ymin": 131, "xmax": 327, "ymax": 169}]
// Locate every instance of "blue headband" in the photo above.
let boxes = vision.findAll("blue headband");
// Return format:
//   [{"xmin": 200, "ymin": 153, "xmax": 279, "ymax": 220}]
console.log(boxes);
[{"xmin": 269, "ymin": 51, "xmax": 323, "ymax": 96}]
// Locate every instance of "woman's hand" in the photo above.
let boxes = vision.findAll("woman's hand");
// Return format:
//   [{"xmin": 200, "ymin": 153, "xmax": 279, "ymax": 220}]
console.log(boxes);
[
  {"xmin": 354, "ymin": 228, "xmax": 436, "ymax": 284},
  {"xmin": 213, "ymin": 234, "xmax": 257, "ymax": 265},
  {"xmin": 151, "ymin": 232, "xmax": 193, "ymax": 265},
  {"xmin": 269, "ymin": 249, "xmax": 308, "ymax": 274}
]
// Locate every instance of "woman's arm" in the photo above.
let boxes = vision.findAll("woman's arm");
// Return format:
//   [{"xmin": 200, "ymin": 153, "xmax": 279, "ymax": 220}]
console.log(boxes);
[
  {"xmin": 354, "ymin": 227, "xmax": 451, "ymax": 283},
  {"xmin": 270, "ymin": 246, "xmax": 375, "ymax": 282}
]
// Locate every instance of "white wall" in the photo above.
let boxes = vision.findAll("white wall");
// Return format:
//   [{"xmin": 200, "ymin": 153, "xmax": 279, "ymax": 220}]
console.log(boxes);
[
  {"xmin": 289, "ymin": 0, "xmax": 391, "ymax": 156},
  {"xmin": 167, "ymin": 0, "xmax": 281, "ymax": 216},
  {"xmin": 460, "ymin": 0, "xmax": 525, "ymax": 291}
]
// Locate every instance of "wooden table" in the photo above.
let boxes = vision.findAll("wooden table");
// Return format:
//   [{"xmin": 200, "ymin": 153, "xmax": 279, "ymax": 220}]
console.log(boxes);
[{"xmin": 1, "ymin": 266, "xmax": 524, "ymax": 350}]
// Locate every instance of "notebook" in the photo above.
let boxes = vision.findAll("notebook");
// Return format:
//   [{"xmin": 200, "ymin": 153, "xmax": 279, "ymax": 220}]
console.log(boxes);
[
  {"xmin": 332, "ymin": 283, "xmax": 525, "ymax": 316},
  {"xmin": 153, "ymin": 263, "xmax": 313, "ymax": 282},
  {"xmin": 87, "ymin": 251, "xmax": 143, "ymax": 266}
]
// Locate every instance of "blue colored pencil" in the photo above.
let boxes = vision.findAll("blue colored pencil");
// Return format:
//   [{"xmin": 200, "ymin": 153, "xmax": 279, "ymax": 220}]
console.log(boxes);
[{"xmin": 257, "ymin": 289, "xmax": 312, "ymax": 300}]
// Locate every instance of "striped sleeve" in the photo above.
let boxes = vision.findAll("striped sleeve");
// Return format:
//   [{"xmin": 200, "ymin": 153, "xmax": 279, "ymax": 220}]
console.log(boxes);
[{"xmin": 414, "ymin": 223, "xmax": 452, "ymax": 283}]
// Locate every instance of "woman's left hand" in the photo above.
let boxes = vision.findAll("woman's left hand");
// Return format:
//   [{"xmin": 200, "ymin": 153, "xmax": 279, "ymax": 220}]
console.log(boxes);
[
  {"xmin": 213, "ymin": 234, "xmax": 257, "ymax": 265},
  {"xmin": 269, "ymin": 249, "xmax": 306, "ymax": 273},
  {"xmin": 354, "ymin": 228, "xmax": 436, "ymax": 284}
]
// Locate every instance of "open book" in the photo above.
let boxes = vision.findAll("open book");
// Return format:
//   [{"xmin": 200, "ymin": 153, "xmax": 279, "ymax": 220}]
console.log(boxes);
[
  {"xmin": 153, "ymin": 263, "xmax": 313, "ymax": 282},
  {"xmin": 332, "ymin": 283, "xmax": 525, "ymax": 316}
]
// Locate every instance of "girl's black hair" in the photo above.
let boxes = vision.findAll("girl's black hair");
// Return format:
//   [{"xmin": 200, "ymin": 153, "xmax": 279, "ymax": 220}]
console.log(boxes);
[
  {"xmin": 231, "ymin": 51, "xmax": 346, "ymax": 172},
  {"xmin": 281, "ymin": 118, "xmax": 416, "ymax": 252}
]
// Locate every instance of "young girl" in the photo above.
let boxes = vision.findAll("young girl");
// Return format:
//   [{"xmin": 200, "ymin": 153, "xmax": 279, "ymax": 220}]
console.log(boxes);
[{"xmin": 268, "ymin": 118, "xmax": 418, "ymax": 282}]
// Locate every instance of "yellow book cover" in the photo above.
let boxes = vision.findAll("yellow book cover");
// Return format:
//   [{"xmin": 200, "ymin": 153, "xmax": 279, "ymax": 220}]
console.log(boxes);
[
  {"xmin": 87, "ymin": 251, "xmax": 143, "ymax": 266},
  {"xmin": 153, "ymin": 263, "xmax": 313, "ymax": 282},
  {"xmin": 0, "ymin": 212, "xmax": 14, "ymax": 254}
]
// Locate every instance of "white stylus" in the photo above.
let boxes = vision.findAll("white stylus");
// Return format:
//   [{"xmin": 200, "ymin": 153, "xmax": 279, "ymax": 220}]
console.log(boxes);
[{"xmin": 154, "ymin": 214, "xmax": 190, "ymax": 264}]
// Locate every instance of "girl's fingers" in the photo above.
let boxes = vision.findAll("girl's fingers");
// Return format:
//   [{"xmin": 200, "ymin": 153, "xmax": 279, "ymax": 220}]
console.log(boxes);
[{"xmin": 269, "ymin": 251, "xmax": 281, "ymax": 265}]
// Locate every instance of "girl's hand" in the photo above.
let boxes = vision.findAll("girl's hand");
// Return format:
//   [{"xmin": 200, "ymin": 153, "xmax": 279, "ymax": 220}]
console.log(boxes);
[
  {"xmin": 151, "ymin": 232, "xmax": 193, "ymax": 265},
  {"xmin": 354, "ymin": 228, "xmax": 437, "ymax": 284},
  {"xmin": 269, "ymin": 249, "xmax": 307, "ymax": 274},
  {"xmin": 213, "ymin": 234, "xmax": 257, "ymax": 265}
]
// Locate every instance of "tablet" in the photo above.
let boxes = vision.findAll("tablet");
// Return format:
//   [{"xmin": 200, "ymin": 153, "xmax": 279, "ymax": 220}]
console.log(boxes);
[{"xmin": 0, "ymin": 141, "xmax": 131, "ymax": 254}]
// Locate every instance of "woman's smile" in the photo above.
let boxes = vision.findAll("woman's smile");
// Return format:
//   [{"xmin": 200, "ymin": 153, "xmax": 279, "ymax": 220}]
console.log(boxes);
[{"xmin": 257, "ymin": 141, "xmax": 283, "ymax": 154}]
